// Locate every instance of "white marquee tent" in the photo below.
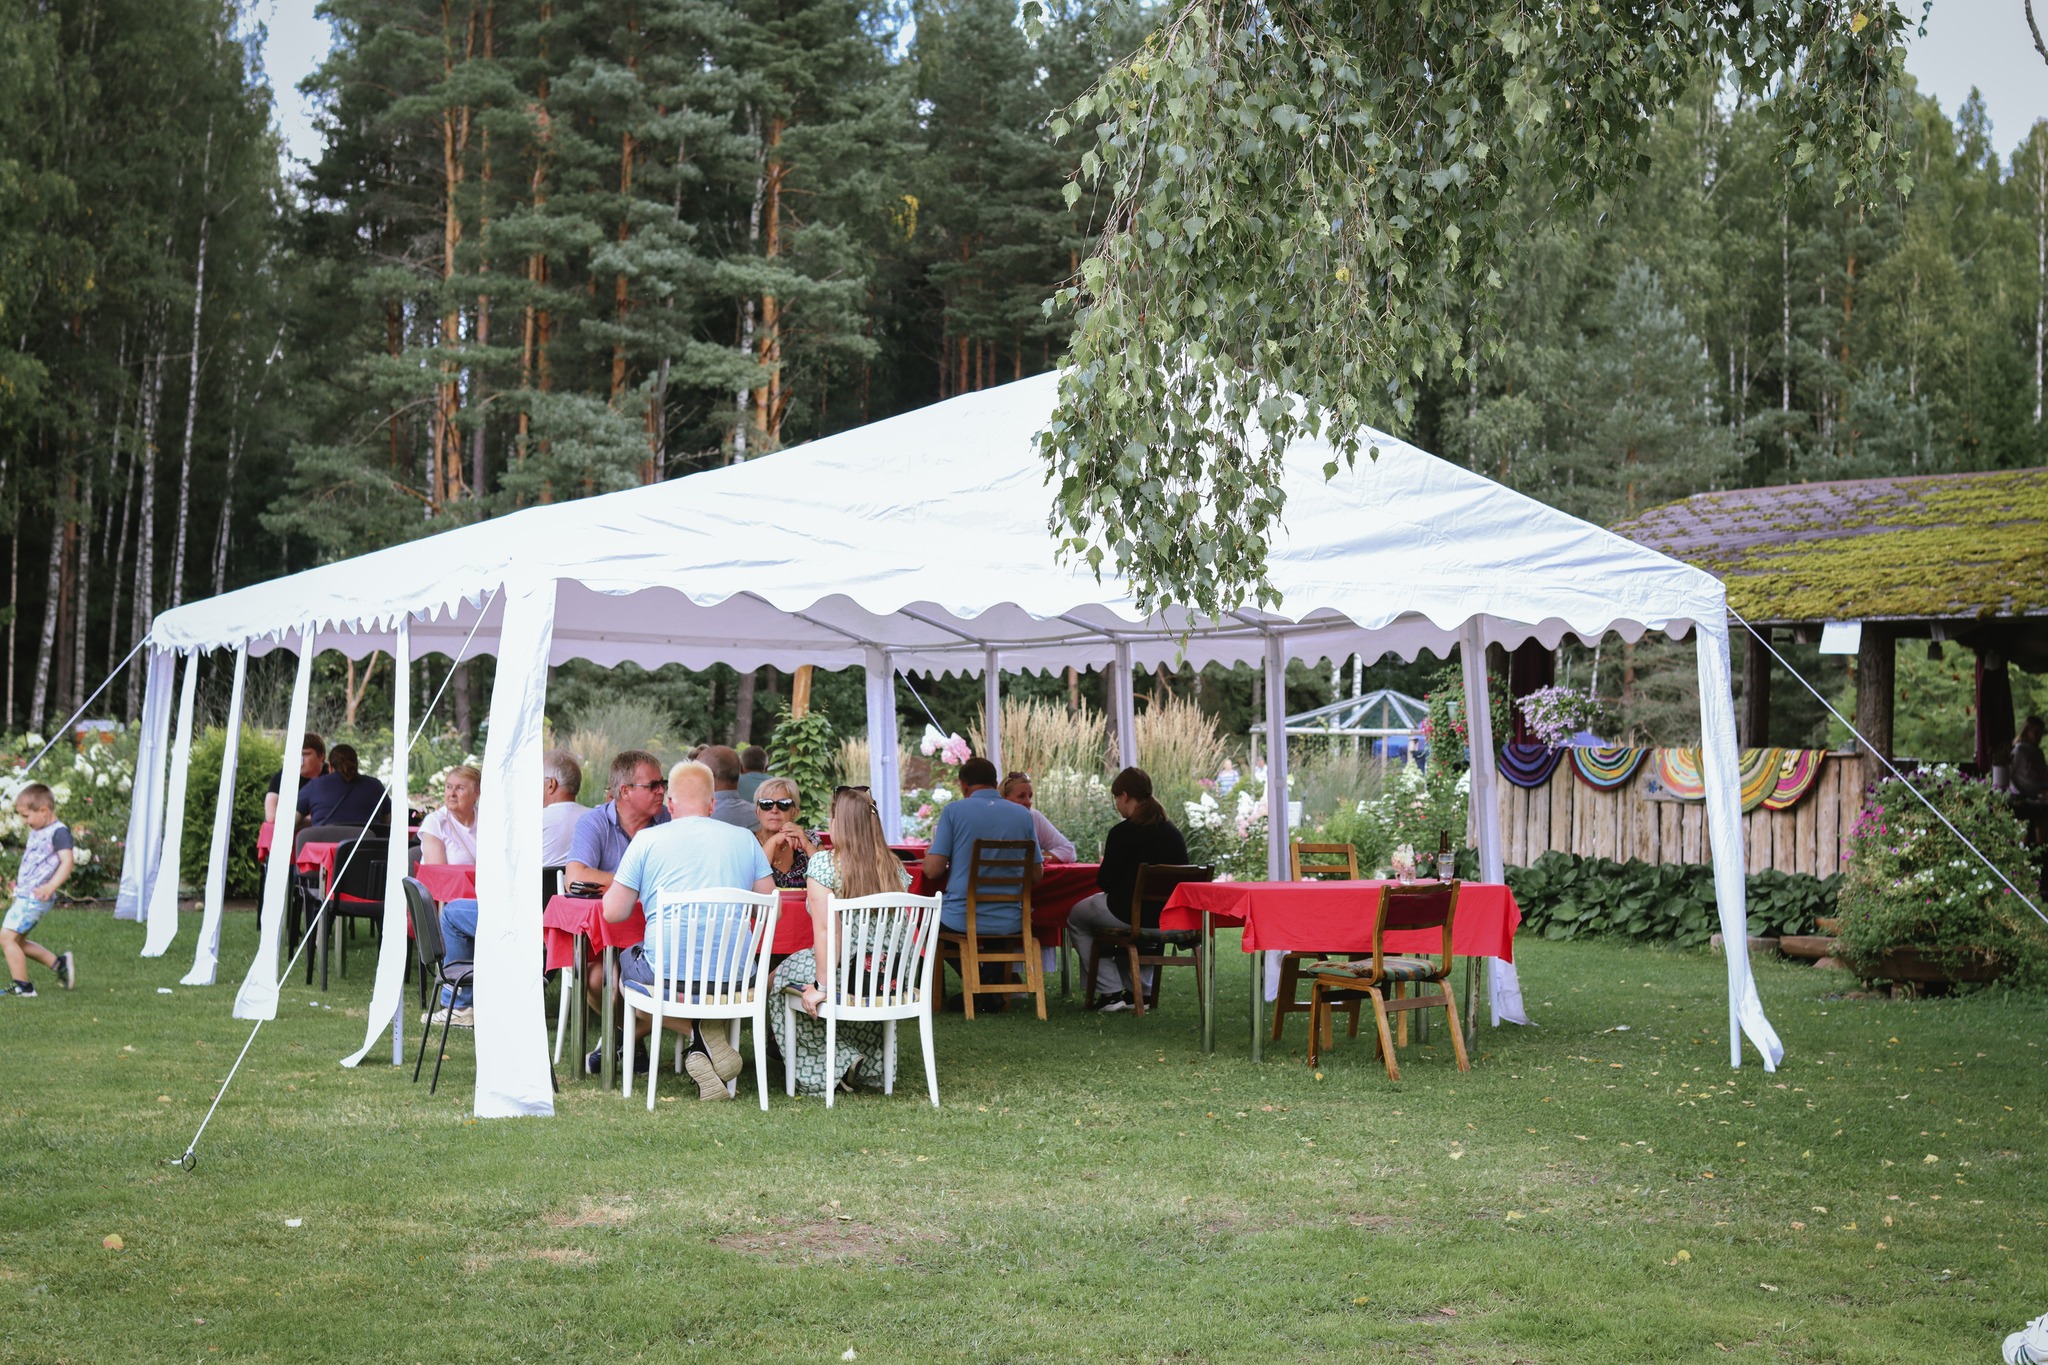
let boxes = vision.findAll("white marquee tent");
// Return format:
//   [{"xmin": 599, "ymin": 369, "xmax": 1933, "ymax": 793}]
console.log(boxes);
[{"xmin": 122, "ymin": 373, "xmax": 1783, "ymax": 1117}]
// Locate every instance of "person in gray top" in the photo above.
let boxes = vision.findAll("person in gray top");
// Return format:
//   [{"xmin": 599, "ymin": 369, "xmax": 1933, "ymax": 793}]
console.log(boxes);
[
  {"xmin": 735, "ymin": 745, "xmax": 770, "ymax": 802},
  {"xmin": 700, "ymin": 744, "xmax": 760, "ymax": 831}
]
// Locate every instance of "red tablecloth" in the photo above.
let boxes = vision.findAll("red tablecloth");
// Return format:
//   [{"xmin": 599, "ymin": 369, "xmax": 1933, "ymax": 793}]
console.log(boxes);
[
  {"xmin": 295, "ymin": 840, "xmax": 342, "ymax": 877},
  {"xmin": 542, "ymin": 889, "xmax": 812, "ymax": 973},
  {"xmin": 414, "ymin": 863, "xmax": 477, "ymax": 902},
  {"xmin": 257, "ymin": 820, "xmax": 275, "ymax": 861},
  {"xmin": 1158, "ymin": 880, "xmax": 1521, "ymax": 961}
]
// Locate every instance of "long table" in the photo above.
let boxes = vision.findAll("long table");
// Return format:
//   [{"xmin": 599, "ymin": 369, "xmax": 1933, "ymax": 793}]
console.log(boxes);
[{"xmin": 1157, "ymin": 879, "xmax": 1523, "ymax": 1059}]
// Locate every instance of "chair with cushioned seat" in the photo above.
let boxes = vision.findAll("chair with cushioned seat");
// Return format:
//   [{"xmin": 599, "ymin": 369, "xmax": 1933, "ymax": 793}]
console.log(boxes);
[
  {"xmin": 1305, "ymin": 880, "xmax": 1469, "ymax": 1079},
  {"xmin": 1269, "ymin": 841, "xmax": 1364, "ymax": 1044}
]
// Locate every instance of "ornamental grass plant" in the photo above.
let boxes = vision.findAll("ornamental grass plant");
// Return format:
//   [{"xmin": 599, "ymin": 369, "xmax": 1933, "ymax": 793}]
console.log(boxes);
[{"xmin": 1836, "ymin": 767, "xmax": 2047, "ymax": 987}]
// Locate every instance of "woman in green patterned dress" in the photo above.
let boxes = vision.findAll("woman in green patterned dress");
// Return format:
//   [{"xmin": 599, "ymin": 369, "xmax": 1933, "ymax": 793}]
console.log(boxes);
[{"xmin": 769, "ymin": 786, "xmax": 911, "ymax": 1095}]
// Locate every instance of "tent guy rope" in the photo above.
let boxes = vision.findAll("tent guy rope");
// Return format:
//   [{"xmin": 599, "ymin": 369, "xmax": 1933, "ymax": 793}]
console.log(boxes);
[
  {"xmin": 173, "ymin": 591, "xmax": 499, "ymax": 1171},
  {"xmin": 17, "ymin": 636, "xmax": 151, "ymax": 780},
  {"xmin": 1733, "ymin": 608, "xmax": 2047, "ymax": 929}
]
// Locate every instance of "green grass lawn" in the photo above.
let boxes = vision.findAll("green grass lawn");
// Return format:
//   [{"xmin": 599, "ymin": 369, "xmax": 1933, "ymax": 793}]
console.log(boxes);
[{"xmin": 1, "ymin": 906, "xmax": 2043, "ymax": 1363}]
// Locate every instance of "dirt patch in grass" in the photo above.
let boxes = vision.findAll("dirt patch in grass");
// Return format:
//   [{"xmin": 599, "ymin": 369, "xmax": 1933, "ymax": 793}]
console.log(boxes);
[
  {"xmin": 543, "ymin": 1195, "xmax": 636, "ymax": 1229},
  {"xmin": 712, "ymin": 1215, "xmax": 940, "ymax": 1265},
  {"xmin": 1343, "ymin": 1213, "xmax": 1414, "ymax": 1231},
  {"xmin": 463, "ymin": 1247, "xmax": 597, "ymax": 1272}
]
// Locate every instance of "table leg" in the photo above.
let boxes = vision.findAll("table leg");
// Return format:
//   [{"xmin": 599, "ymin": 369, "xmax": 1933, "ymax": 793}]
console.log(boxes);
[
  {"xmin": 391, "ymin": 999, "xmax": 402, "ymax": 1068},
  {"xmin": 600, "ymin": 946, "xmax": 618, "ymax": 1091},
  {"xmin": 1464, "ymin": 956, "xmax": 1479, "ymax": 1035},
  {"xmin": 571, "ymin": 935, "xmax": 589, "ymax": 1078},
  {"xmin": 1059, "ymin": 939, "xmax": 1070, "ymax": 998},
  {"xmin": 1249, "ymin": 943, "xmax": 1264, "ymax": 1063},
  {"xmin": 1200, "ymin": 912, "xmax": 1216, "ymax": 1055}
]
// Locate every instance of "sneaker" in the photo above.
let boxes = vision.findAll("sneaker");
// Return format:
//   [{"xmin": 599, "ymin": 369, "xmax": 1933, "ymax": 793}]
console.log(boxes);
[
  {"xmin": 53, "ymin": 952, "xmax": 74, "ymax": 991},
  {"xmin": 582, "ymin": 1044, "xmax": 650, "ymax": 1076},
  {"xmin": 423, "ymin": 1006, "xmax": 474, "ymax": 1029},
  {"xmin": 584, "ymin": 1045, "xmax": 606, "ymax": 1076},
  {"xmin": 699, "ymin": 1030, "xmax": 744, "ymax": 1082},
  {"xmin": 684, "ymin": 1047, "xmax": 732, "ymax": 1101},
  {"xmin": 1090, "ymin": 991, "xmax": 1133, "ymax": 1013},
  {"xmin": 5, "ymin": 982, "xmax": 37, "ymax": 998},
  {"xmin": 2006, "ymin": 1314, "xmax": 2048, "ymax": 1364}
]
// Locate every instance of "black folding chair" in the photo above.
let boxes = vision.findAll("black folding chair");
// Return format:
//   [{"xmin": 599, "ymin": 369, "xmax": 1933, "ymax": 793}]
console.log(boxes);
[{"xmin": 404, "ymin": 876, "xmax": 473, "ymax": 1095}]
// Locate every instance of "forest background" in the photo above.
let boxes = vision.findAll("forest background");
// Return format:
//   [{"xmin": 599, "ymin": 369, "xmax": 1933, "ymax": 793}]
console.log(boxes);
[{"xmin": 3, "ymin": 0, "xmax": 2046, "ymax": 766}]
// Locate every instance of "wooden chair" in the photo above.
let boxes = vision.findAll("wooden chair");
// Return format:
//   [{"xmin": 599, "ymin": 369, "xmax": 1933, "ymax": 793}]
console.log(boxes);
[
  {"xmin": 1269, "ymin": 842, "xmax": 1364, "ymax": 1043},
  {"xmin": 1305, "ymin": 880, "xmax": 1469, "ymax": 1079},
  {"xmin": 1083, "ymin": 863, "xmax": 1215, "ymax": 1017},
  {"xmin": 936, "ymin": 839, "xmax": 1045, "ymax": 1020},
  {"xmin": 784, "ymin": 891, "xmax": 946, "ymax": 1108}
]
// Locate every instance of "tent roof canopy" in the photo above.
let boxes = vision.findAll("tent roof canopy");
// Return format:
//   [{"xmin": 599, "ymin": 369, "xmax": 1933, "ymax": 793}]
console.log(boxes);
[{"xmin": 153, "ymin": 373, "xmax": 1728, "ymax": 673}]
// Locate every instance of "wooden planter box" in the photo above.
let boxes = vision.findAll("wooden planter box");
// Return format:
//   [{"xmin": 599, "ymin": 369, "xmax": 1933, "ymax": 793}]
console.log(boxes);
[{"xmin": 1851, "ymin": 946, "xmax": 2007, "ymax": 987}]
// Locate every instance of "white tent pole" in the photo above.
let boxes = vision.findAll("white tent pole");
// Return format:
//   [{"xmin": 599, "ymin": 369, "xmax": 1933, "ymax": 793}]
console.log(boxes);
[
  {"xmin": 1697, "ymin": 613, "xmax": 1784, "ymax": 1071},
  {"xmin": 1457, "ymin": 621, "xmax": 1505, "ymax": 884},
  {"xmin": 472, "ymin": 580, "xmax": 556, "ymax": 1117},
  {"xmin": 983, "ymin": 647, "xmax": 1002, "ymax": 772},
  {"xmin": 184, "ymin": 644, "xmax": 247, "ymax": 985},
  {"xmin": 234, "ymin": 629, "xmax": 315, "ymax": 1021},
  {"xmin": 343, "ymin": 616, "xmax": 412, "ymax": 1070},
  {"xmin": 1262, "ymin": 634, "xmax": 1289, "ymax": 882},
  {"xmin": 115, "ymin": 646, "xmax": 176, "ymax": 922},
  {"xmin": 1113, "ymin": 640, "xmax": 1137, "ymax": 771},
  {"xmin": 142, "ymin": 651, "xmax": 201, "ymax": 957},
  {"xmin": 866, "ymin": 647, "xmax": 903, "ymax": 842}
]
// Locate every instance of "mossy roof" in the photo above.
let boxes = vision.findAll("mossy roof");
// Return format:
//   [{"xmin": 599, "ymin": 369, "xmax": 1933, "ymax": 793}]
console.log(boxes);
[{"xmin": 1614, "ymin": 468, "xmax": 2048, "ymax": 624}]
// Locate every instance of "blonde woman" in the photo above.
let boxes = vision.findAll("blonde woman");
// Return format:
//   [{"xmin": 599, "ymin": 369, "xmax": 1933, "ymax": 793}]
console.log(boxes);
[
  {"xmin": 752, "ymin": 776, "xmax": 816, "ymax": 888},
  {"xmin": 419, "ymin": 765, "xmax": 480, "ymax": 864},
  {"xmin": 768, "ymin": 786, "xmax": 910, "ymax": 1095}
]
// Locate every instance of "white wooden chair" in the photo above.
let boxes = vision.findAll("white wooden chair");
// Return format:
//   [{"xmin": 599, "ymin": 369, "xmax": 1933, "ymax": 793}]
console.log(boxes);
[
  {"xmin": 785, "ymin": 891, "xmax": 945, "ymax": 1108},
  {"xmin": 621, "ymin": 888, "xmax": 780, "ymax": 1111}
]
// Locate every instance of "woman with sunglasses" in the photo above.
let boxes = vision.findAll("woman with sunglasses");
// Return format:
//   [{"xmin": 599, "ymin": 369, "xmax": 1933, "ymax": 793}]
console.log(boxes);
[
  {"xmin": 769, "ymin": 785, "xmax": 910, "ymax": 1095},
  {"xmin": 752, "ymin": 777, "xmax": 816, "ymax": 888}
]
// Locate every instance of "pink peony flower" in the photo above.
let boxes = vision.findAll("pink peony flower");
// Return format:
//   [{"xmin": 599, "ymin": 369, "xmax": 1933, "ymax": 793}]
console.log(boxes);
[
  {"xmin": 941, "ymin": 735, "xmax": 973, "ymax": 766},
  {"xmin": 916, "ymin": 803, "xmax": 934, "ymax": 820}
]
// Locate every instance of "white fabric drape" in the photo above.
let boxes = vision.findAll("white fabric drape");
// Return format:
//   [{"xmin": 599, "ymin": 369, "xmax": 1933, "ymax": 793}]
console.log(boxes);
[
  {"xmin": 1111, "ymin": 640, "xmax": 1137, "ymax": 771},
  {"xmin": 234, "ymin": 632, "xmax": 315, "ymax": 1021},
  {"xmin": 115, "ymin": 647, "xmax": 176, "ymax": 922},
  {"xmin": 1696, "ymin": 614, "xmax": 1784, "ymax": 1070},
  {"xmin": 866, "ymin": 648, "xmax": 902, "ymax": 843},
  {"xmin": 1262, "ymin": 633, "xmax": 1290, "ymax": 882},
  {"xmin": 1459, "ymin": 620, "xmax": 1531, "ymax": 1026},
  {"xmin": 142, "ymin": 652, "xmax": 201, "ymax": 957},
  {"xmin": 983, "ymin": 648, "xmax": 1002, "ymax": 771},
  {"xmin": 183, "ymin": 646, "xmax": 247, "ymax": 985},
  {"xmin": 471, "ymin": 581, "xmax": 555, "ymax": 1116},
  {"xmin": 344, "ymin": 618, "xmax": 413, "ymax": 1069}
]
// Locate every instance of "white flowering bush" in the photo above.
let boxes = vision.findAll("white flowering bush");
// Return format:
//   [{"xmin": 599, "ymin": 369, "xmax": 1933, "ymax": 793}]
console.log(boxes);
[
  {"xmin": 1182, "ymin": 786, "xmax": 1270, "ymax": 881},
  {"xmin": 0, "ymin": 728, "xmax": 140, "ymax": 899}
]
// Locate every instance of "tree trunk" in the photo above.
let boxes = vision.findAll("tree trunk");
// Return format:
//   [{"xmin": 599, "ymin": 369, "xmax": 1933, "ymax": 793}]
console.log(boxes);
[
  {"xmin": 2037, "ymin": 134, "xmax": 2045, "ymax": 426},
  {"xmin": 1854, "ymin": 626, "xmax": 1895, "ymax": 761},
  {"xmin": 344, "ymin": 652, "xmax": 379, "ymax": 727},
  {"xmin": 791, "ymin": 664, "xmax": 813, "ymax": 718},
  {"xmin": 5, "ymin": 496, "xmax": 16, "ymax": 730},
  {"xmin": 169, "ymin": 121, "xmax": 212, "ymax": 609},
  {"xmin": 29, "ymin": 509, "xmax": 64, "ymax": 732},
  {"xmin": 752, "ymin": 116, "xmax": 785, "ymax": 446},
  {"xmin": 131, "ymin": 340, "xmax": 166, "ymax": 677},
  {"xmin": 518, "ymin": 34, "xmax": 552, "ymax": 483},
  {"xmin": 453, "ymin": 660, "xmax": 473, "ymax": 743},
  {"xmin": 433, "ymin": 0, "xmax": 477, "ymax": 514},
  {"xmin": 108, "ymin": 367, "xmax": 142, "ymax": 707},
  {"xmin": 70, "ymin": 461, "xmax": 92, "ymax": 715},
  {"xmin": 732, "ymin": 667, "xmax": 757, "ymax": 745},
  {"xmin": 470, "ymin": 2, "xmax": 494, "ymax": 499},
  {"xmin": 1780, "ymin": 199, "xmax": 1791, "ymax": 417}
]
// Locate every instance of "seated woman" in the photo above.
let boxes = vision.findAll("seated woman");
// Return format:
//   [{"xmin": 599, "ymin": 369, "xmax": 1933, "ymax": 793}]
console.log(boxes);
[
  {"xmin": 1061, "ymin": 767, "xmax": 1188, "ymax": 1012},
  {"xmin": 753, "ymin": 776, "xmax": 816, "ymax": 888},
  {"xmin": 292, "ymin": 743, "xmax": 389, "ymax": 853},
  {"xmin": 768, "ymin": 786, "xmax": 911, "ymax": 1095},
  {"xmin": 1000, "ymin": 771, "xmax": 1076, "ymax": 863},
  {"xmin": 419, "ymin": 765, "xmax": 480, "ymax": 864}
]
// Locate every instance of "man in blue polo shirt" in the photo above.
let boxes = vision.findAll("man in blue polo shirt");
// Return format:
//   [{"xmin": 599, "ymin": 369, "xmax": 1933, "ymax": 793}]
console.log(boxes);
[
  {"xmin": 922, "ymin": 755, "xmax": 1041, "ymax": 936},
  {"xmin": 565, "ymin": 750, "xmax": 672, "ymax": 889}
]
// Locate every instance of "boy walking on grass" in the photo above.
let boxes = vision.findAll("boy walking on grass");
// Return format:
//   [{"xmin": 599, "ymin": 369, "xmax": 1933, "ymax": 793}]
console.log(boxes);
[{"xmin": 4, "ymin": 783, "xmax": 76, "ymax": 998}]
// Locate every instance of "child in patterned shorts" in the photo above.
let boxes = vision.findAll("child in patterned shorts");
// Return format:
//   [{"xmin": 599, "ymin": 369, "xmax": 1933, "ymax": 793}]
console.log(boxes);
[{"xmin": 4, "ymin": 783, "xmax": 76, "ymax": 998}]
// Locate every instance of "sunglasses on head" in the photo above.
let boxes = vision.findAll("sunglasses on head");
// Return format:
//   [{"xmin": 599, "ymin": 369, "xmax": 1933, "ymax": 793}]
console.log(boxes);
[
  {"xmin": 756, "ymin": 797, "xmax": 795, "ymax": 811},
  {"xmin": 834, "ymin": 784, "xmax": 871, "ymax": 796}
]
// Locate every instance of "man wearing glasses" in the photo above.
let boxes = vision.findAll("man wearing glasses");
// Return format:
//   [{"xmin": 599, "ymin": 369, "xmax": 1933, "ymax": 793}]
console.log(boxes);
[{"xmin": 566, "ymin": 750, "xmax": 672, "ymax": 893}]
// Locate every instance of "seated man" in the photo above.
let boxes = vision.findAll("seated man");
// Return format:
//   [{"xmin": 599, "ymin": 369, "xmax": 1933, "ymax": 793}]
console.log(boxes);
[
  {"xmin": 601, "ymin": 760, "xmax": 774, "ymax": 1099},
  {"xmin": 923, "ymin": 757, "xmax": 1041, "ymax": 1003},
  {"xmin": 701, "ymin": 744, "xmax": 760, "ymax": 830},
  {"xmin": 735, "ymin": 745, "xmax": 770, "ymax": 802},
  {"xmin": 540, "ymin": 748, "xmax": 586, "ymax": 867},
  {"xmin": 430, "ymin": 749, "xmax": 669, "ymax": 1030},
  {"xmin": 565, "ymin": 750, "xmax": 670, "ymax": 891},
  {"xmin": 265, "ymin": 732, "xmax": 326, "ymax": 823},
  {"xmin": 294, "ymin": 743, "xmax": 390, "ymax": 847}
]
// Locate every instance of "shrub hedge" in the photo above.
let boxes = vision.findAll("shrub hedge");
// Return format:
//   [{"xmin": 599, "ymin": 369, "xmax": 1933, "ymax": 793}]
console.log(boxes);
[{"xmin": 1505, "ymin": 851, "xmax": 1838, "ymax": 949}]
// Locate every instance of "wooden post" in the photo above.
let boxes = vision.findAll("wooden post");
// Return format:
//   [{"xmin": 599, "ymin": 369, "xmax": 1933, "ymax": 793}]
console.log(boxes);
[
  {"xmin": 790, "ymin": 664, "xmax": 813, "ymax": 719},
  {"xmin": 1740, "ymin": 625, "xmax": 1772, "ymax": 748},
  {"xmin": 1854, "ymin": 625, "xmax": 1894, "ymax": 761}
]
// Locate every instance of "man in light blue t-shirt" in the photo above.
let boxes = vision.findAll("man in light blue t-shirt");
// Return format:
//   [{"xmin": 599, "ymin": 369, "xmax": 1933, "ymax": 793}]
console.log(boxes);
[{"xmin": 603, "ymin": 760, "xmax": 773, "ymax": 1100}]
